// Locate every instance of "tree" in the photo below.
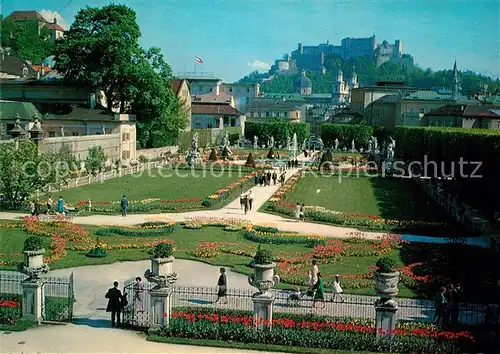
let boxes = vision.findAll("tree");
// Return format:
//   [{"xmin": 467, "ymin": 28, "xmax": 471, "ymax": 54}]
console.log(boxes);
[
  {"xmin": 221, "ymin": 146, "xmax": 230, "ymax": 159},
  {"xmin": 54, "ymin": 4, "xmax": 187, "ymax": 147},
  {"xmin": 0, "ymin": 140, "xmax": 61, "ymax": 206},
  {"xmin": 245, "ymin": 153, "xmax": 256, "ymax": 167},
  {"xmin": 85, "ymin": 146, "xmax": 106, "ymax": 175},
  {"xmin": 209, "ymin": 148, "xmax": 218, "ymax": 161},
  {"xmin": 1, "ymin": 18, "xmax": 53, "ymax": 64}
]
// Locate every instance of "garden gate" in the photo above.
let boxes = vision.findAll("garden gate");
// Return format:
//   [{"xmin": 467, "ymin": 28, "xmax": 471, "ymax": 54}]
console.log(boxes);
[
  {"xmin": 41, "ymin": 273, "xmax": 74, "ymax": 323},
  {"xmin": 122, "ymin": 278, "xmax": 155, "ymax": 328}
]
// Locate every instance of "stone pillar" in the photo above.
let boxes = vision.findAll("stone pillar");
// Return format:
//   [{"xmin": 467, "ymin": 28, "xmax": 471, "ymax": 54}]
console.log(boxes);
[
  {"xmin": 252, "ymin": 293, "xmax": 274, "ymax": 330},
  {"xmin": 21, "ymin": 279, "xmax": 44, "ymax": 325},
  {"xmin": 375, "ymin": 302, "xmax": 398, "ymax": 340},
  {"xmin": 148, "ymin": 287, "xmax": 174, "ymax": 333}
]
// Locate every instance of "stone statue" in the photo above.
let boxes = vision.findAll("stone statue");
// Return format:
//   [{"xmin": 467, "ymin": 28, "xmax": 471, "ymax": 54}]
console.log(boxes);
[
  {"xmin": 302, "ymin": 138, "xmax": 307, "ymax": 150},
  {"xmin": 286, "ymin": 135, "xmax": 291, "ymax": 150},
  {"xmin": 253, "ymin": 135, "xmax": 258, "ymax": 149},
  {"xmin": 317, "ymin": 137, "xmax": 324, "ymax": 150},
  {"xmin": 269, "ymin": 136, "xmax": 275, "ymax": 148},
  {"xmin": 390, "ymin": 136, "xmax": 396, "ymax": 150},
  {"xmin": 219, "ymin": 131, "xmax": 232, "ymax": 156},
  {"xmin": 334, "ymin": 138, "xmax": 339, "ymax": 151},
  {"xmin": 351, "ymin": 139, "xmax": 355, "ymax": 152},
  {"xmin": 386, "ymin": 137, "xmax": 395, "ymax": 160},
  {"xmin": 187, "ymin": 133, "xmax": 201, "ymax": 166}
]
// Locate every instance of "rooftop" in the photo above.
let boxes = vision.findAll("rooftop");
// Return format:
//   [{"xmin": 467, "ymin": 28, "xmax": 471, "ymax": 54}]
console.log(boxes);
[
  {"xmin": 6, "ymin": 11, "xmax": 47, "ymax": 23},
  {"xmin": 192, "ymin": 93, "xmax": 232, "ymax": 104},
  {"xmin": 260, "ymin": 93, "xmax": 305, "ymax": 102},
  {"xmin": 424, "ymin": 104, "xmax": 500, "ymax": 118},
  {"xmin": 247, "ymin": 99, "xmax": 301, "ymax": 110},
  {"xmin": 170, "ymin": 79, "xmax": 185, "ymax": 96},
  {"xmin": 191, "ymin": 103, "xmax": 242, "ymax": 116},
  {"xmin": 0, "ymin": 100, "xmax": 41, "ymax": 120},
  {"xmin": 43, "ymin": 105, "xmax": 120, "ymax": 122},
  {"xmin": 45, "ymin": 22, "xmax": 65, "ymax": 32}
]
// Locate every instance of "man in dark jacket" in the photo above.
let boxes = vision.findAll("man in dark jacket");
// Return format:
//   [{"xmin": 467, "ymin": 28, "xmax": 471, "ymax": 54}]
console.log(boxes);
[
  {"xmin": 105, "ymin": 281, "xmax": 123, "ymax": 327},
  {"xmin": 121, "ymin": 195, "xmax": 128, "ymax": 217}
]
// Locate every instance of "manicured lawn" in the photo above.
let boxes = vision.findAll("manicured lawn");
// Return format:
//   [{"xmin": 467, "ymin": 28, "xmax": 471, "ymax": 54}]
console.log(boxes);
[
  {"xmin": 3, "ymin": 219, "xmax": 498, "ymax": 302},
  {"xmin": 52, "ymin": 168, "xmax": 245, "ymax": 205},
  {"xmin": 284, "ymin": 174, "xmax": 451, "ymax": 222}
]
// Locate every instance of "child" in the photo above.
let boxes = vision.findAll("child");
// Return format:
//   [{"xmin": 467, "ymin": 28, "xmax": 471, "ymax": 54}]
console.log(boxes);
[{"xmin": 331, "ymin": 274, "xmax": 345, "ymax": 303}]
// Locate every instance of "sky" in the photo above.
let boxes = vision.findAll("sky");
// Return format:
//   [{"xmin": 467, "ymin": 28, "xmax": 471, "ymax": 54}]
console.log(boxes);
[{"xmin": 4, "ymin": 0, "xmax": 500, "ymax": 82}]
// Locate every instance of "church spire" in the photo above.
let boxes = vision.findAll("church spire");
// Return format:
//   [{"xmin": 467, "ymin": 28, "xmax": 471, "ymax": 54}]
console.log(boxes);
[{"xmin": 452, "ymin": 59, "xmax": 459, "ymax": 100}]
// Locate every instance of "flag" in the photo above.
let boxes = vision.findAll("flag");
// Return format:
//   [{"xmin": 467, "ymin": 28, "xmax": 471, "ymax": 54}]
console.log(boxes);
[{"xmin": 195, "ymin": 56, "xmax": 203, "ymax": 64}]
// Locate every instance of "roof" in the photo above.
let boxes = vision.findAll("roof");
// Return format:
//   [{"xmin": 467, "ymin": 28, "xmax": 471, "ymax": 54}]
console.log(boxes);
[
  {"xmin": 260, "ymin": 93, "xmax": 305, "ymax": 102},
  {"xmin": 294, "ymin": 71, "xmax": 312, "ymax": 88},
  {"xmin": 425, "ymin": 104, "xmax": 500, "ymax": 118},
  {"xmin": 31, "ymin": 65, "xmax": 51, "ymax": 74},
  {"xmin": 170, "ymin": 79, "xmax": 185, "ymax": 96},
  {"xmin": 247, "ymin": 99, "xmax": 301, "ymax": 111},
  {"xmin": 0, "ymin": 51, "xmax": 37, "ymax": 78},
  {"xmin": 0, "ymin": 101, "xmax": 41, "ymax": 120},
  {"xmin": 42, "ymin": 105, "xmax": 117, "ymax": 122},
  {"xmin": 404, "ymin": 90, "xmax": 456, "ymax": 101},
  {"xmin": 45, "ymin": 22, "xmax": 65, "ymax": 31},
  {"xmin": 191, "ymin": 103, "xmax": 242, "ymax": 116},
  {"xmin": 374, "ymin": 94, "xmax": 402, "ymax": 103},
  {"xmin": 6, "ymin": 11, "xmax": 47, "ymax": 23},
  {"xmin": 192, "ymin": 93, "xmax": 232, "ymax": 104}
]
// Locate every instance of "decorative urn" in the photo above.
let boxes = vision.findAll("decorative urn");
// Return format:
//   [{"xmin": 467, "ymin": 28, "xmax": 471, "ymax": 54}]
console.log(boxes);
[
  {"xmin": 373, "ymin": 256, "xmax": 400, "ymax": 307},
  {"xmin": 21, "ymin": 249, "xmax": 50, "ymax": 279},
  {"xmin": 248, "ymin": 262, "xmax": 280, "ymax": 295},
  {"xmin": 144, "ymin": 243, "xmax": 177, "ymax": 289}
]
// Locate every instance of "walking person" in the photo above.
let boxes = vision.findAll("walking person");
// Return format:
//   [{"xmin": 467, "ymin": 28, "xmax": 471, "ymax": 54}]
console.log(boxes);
[
  {"xmin": 105, "ymin": 281, "xmax": 123, "ymax": 327},
  {"xmin": 331, "ymin": 274, "xmax": 345, "ymax": 303},
  {"xmin": 244, "ymin": 195, "xmax": 249, "ymax": 215},
  {"xmin": 434, "ymin": 286, "xmax": 447, "ymax": 325},
  {"xmin": 247, "ymin": 190, "xmax": 253, "ymax": 211},
  {"xmin": 88, "ymin": 198, "xmax": 92, "ymax": 212},
  {"xmin": 56, "ymin": 196, "xmax": 65, "ymax": 216},
  {"xmin": 121, "ymin": 195, "xmax": 128, "ymax": 217},
  {"xmin": 295, "ymin": 202, "xmax": 301, "ymax": 222},
  {"xmin": 272, "ymin": 172, "xmax": 277, "ymax": 185},
  {"xmin": 311, "ymin": 260, "xmax": 319, "ymax": 285},
  {"xmin": 133, "ymin": 277, "xmax": 145, "ymax": 312},
  {"xmin": 312, "ymin": 273, "xmax": 326, "ymax": 309},
  {"xmin": 34, "ymin": 199, "xmax": 40, "ymax": 216},
  {"xmin": 451, "ymin": 283, "xmax": 462, "ymax": 327},
  {"xmin": 240, "ymin": 190, "xmax": 246, "ymax": 210},
  {"xmin": 300, "ymin": 203, "xmax": 306, "ymax": 222},
  {"xmin": 46, "ymin": 195, "xmax": 53, "ymax": 214},
  {"xmin": 214, "ymin": 268, "xmax": 228, "ymax": 304}
]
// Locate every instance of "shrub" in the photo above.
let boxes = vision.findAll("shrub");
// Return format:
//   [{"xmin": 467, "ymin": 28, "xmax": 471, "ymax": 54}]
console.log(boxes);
[
  {"xmin": 23, "ymin": 236, "xmax": 44, "ymax": 251},
  {"xmin": 153, "ymin": 242, "xmax": 174, "ymax": 258},
  {"xmin": 194, "ymin": 242, "xmax": 219, "ymax": 258},
  {"xmin": 267, "ymin": 147, "xmax": 275, "ymax": 159},
  {"xmin": 319, "ymin": 123, "xmax": 373, "ymax": 148},
  {"xmin": 376, "ymin": 256, "xmax": 398, "ymax": 273},
  {"xmin": 44, "ymin": 297, "xmax": 70, "ymax": 322},
  {"xmin": 86, "ymin": 246, "xmax": 107, "ymax": 258},
  {"xmin": 253, "ymin": 245, "xmax": 273, "ymax": 265},
  {"xmin": 209, "ymin": 148, "xmax": 218, "ymax": 161},
  {"xmin": 95, "ymin": 224, "xmax": 175, "ymax": 237},
  {"xmin": 245, "ymin": 153, "xmax": 256, "ymax": 167},
  {"xmin": 138, "ymin": 155, "xmax": 149, "ymax": 163},
  {"xmin": 253, "ymin": 225, "xmax": 279, "ymax": 233},
  {"xmin": 243, "ymin": 229, "xmax": 324, "ymax": 247}
]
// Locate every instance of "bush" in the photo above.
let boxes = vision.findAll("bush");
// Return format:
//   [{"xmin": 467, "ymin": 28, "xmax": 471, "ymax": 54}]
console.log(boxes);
[
  {"xmin": 44, "ymin": 297, "xmax": 70, "ymax": 322},
  {"xmin": 244, "ymin": 229, "xmax": 324, "ymax": 247},
  {"xmin": 376, "ymin": 256, "xmax": 398, "ymax": 273},
  {"xmin": 209, "ymin": 148, "xmax": 218, "ymax": 161},
  {"xmin": 138, "ymin": 155, "xmax": 149, "ymax": 164},
  {"xmin": 153, "ymin": 242, "xmax": 174, "ymax": 258},
  {"xmin": 23, "ymin": 236, "xmax": 44, "ymax": 251},
  {"xmin": 95, "ymin": 224, "xmax": 175, "ymax": 237},
  {"xmin": 319, "ymin": 123, "xmax": 373, "ymax": 149},
  {"xmin": 245, "ymin": 153, "xmax": 255, "ymax": 167},
  {"xmin": 267, "ymin": 147, "xmax": 275, "ymax": 159},
  {"xmin": 253, "ymin": 225, "xmax": 279, "ymax": 233},
  {"xmin": 194, "ymin": 242, "xmax": 219, "ymax": 258},
  {"xmin": 86, "ymin": 246, "xmax": 107, "ymax": 258},
  {"xmin": 253, "ymin": 245, "xmax": 273, "ymax": 265}
]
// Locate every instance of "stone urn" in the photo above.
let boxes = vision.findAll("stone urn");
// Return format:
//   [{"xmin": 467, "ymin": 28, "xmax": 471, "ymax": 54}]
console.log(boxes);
[
  {"xmin": 20, "ymin": 249, "xmax": 50, "ymax": 279},
  {"xmin": 248, "ymin": 262, "xmax": 280, "ymax": 295},
  {"xmin": 145, "ymin": 256, "xmax": 177, "ymax": 289},
  {"xmin": 373, "ymin": 270, "xmax": 400, "ymax": 307}
]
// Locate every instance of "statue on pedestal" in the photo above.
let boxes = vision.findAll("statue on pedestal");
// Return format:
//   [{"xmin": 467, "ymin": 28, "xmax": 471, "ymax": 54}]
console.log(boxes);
[
  {"xmin": 253, "ymin": 135, "xmax": 258, "ymax": 149},
  {"xmin": 351, "ymin": 139, "xmax": 356, "ymax": 152},
  {"xmin": 269, "ymin": 136, "xmax": 275, "ymax": 148},
  {"xmin": 286, "ymin": 135, "xmax": 291, "ymax": 150},
  {"xmin": 187, "ymin": 133, "xmax": 201, "ymax": 166},
  {"xmin": 334, "ymin": 138, "xmax": 339, "ymax": 151}
]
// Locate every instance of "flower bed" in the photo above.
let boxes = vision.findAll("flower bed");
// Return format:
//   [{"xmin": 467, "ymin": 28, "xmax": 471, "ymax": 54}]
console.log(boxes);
[
  {"xmin": 160, "ymin": 308, "xmax": 476, "ymax": 354},
  {"xmin": 77, "ymin": 198, "xmax": 203, "ymax": 213},
  {"xmin": 202, "ymin": 172, "xmax": 257, "ymax": 208},
  {"xmin": 95, "ymin": 221, "xmax": 176, "ymax": 237},
  {"xmin": 243, "ymin": 225, "xmax": 325, "ymax": 247},
  {"xmin": 183, "ymin": 217, "xmax": 249, "ymax": 231},
  {"xmin": 194, "ymin": 242, "xmax": 220, "ymax": 258},
  {"xmin": 0, "ymin": 294, "xmax": 21, "ymax": 325}
]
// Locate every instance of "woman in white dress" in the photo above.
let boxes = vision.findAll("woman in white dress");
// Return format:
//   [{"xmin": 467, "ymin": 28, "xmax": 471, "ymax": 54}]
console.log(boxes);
[
  {"xmin": 331, "ymin": 274, "xmax": 345, "ymax": 303},
  {"xmin": 294, "ymin": 202, "xmax": 301, "ymax": 222}
]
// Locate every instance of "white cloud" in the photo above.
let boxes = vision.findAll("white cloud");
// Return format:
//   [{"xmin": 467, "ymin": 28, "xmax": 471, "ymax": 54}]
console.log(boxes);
[
  {"xmin": 247, "ymin": 60, "xmax": 271, "ymax": 72},
  {"xmin": 39, "ymin": 9, "xmax": 69, "ymax": 30}
]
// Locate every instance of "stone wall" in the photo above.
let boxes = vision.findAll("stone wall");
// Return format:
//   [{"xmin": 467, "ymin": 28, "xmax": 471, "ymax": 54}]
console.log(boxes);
[
  {"xmin": 39, "ymin": 134, "xmax": 121, "ymax": 163},
  {"xmin": 137, "ymin": 146, "xmax": 179, "ymax": 160}
]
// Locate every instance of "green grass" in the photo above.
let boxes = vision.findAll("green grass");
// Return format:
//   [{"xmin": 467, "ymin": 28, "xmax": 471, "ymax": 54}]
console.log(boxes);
[
  {"xmin": 49, "ymin": 168, "xmax": 246, "ymax": 204},
  {"xmin": 147, "ymin": 335, "xmax": 379, "ymax": 354},
  {"xmin": 284, "ymin": 174, "xmax": 452, "ymax": 222}
]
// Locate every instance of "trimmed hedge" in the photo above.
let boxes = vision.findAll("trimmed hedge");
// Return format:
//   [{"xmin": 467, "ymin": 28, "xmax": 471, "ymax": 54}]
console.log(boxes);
[
  {"xmin": 96, "ymin": 223, "xmax": 175, "ymax": 237},
  {"xmin": 243, "ymin": 229, "xmax": 325, "ymax": 247},
  {"xmin": 245, "ymin": 121, "xmax": 308, "ymax": 147},
  {"xmin": 319, "ymin": 124, "xmax": 373, "ymax": 149}
]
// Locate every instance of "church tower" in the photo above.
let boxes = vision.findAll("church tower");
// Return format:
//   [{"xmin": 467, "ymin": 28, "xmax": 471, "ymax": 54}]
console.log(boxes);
[
  {"xmin": 451, "ymin": 60, "xmax": 460, "ymax": 100},
  {"xmin": 350, "ymin": 64, "xmax": 359, "ymax": 89},
  {"xmin": 332, "ymin": 67, "xmax": 347, "ymax": 103}
]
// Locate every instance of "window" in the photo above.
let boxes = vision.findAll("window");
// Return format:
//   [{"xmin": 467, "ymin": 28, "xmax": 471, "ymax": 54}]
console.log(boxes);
[
  {"xmin": 253, "ymin": 112, "xmax": 258, "ymax": 118},
  {"xmin": 231, "ymin": 118, "xmax": 236, "ymax": 127},
  {"xmin": 6, "ymin": 123, "xmax": 14, "ymax": 132},
  {"xmin": 266, "ymin": 112, "xmax": 270, "ymax": 118},
  {"xmin": 284, "ymin": 112, "xmax": 288, "ymax": 118},
  {"xmin": 72, "ymin": 132, "xmax": 79, "ymax": 136},
  {"xmin": 122, "ymin": 151, "xmax": 130, "ymax": 160},
  {"xmin": 210, "ymin": 88, "xmax": 213, "ymax": 92},
  {"xmin": 195, "ymin": 122, "xmax": 201, "ymax": 128},
  {"xmin": 122, "ymin": 133, "xmax": 130, "ymax": 141},
  {"xmin": 229, "ymin": 88, "xmax": 233, "ymax": 92},
  {"xmin": 49, "ymin": 131, "xmax": 56, "ymax": 137},
  {"xmin": 207, "ymin": 123, "xmax": 212, "ymax": 128},
  {"xmin": 420, "ymin": 108, "xmax": 425, "ymax": 113},
  {"xmin": 105, "ymin": 128, "xmax": 112, "ymax": 134},
  {"xmin": 223, "ymin": 116, "xmax": 229, "ymax": 125},
  {"xmin": 22, "ymin": 66, "xmax": 28, "ymax": 76},
  {"xmin": 430, "ymin": 108, "xmax": 435, "ymax": 112},
  {"xmin": 247, "ymin": 88, "xmax": 250, "ymax": 93}
]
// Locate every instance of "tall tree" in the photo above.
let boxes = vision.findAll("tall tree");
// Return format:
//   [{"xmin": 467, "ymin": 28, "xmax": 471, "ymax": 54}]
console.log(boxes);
[{"xmin": 54, "ymin": 4, "xmax": 186, "ymax": 147}]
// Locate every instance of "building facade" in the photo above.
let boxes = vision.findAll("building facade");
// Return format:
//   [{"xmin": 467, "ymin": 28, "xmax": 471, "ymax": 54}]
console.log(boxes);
[
  {"xmin": 170, "ymin": 79, "xmax": 192, "ymax": 131},
  {"xmin": 245, "ymin": 99, "xmax": 302, "ymax": 123},
  {"xmin": 332, "ymin": 66, "xmax": 358, "ymax": 103},
  {"xmin": 191, "ymin": 103, "xmax": 245, "ymax": 129},
  {"xmin": 5, "ymin": 11, "xmax": 65, "ymax": 42},
  {"xmin": 423, "ymin": 104, "xmax": 500, "ymax": 129}
]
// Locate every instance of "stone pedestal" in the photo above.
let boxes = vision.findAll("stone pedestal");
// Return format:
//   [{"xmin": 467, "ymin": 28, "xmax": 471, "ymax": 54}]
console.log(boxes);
[
  {"xmin": 252, "ymin": 293, "xmax": 274, "ymax": 331},
  {"xmin": 21, "ymin": 279, "xmax": 44, "ymax": 325},
  {"xmin": 148, "ymin": 287, "xmax": 174, "ymax": 334},
  {"xmin": 375, "ymin": 301, "xmax": 398, "ymax": 340}
]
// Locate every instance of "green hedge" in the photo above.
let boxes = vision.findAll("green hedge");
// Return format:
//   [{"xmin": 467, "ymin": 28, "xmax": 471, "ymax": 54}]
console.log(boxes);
[
  {"xmin": 96, "ymin": 224, "xmax": 176, "ymax": 237},
  {"xmin": 244, "ymin": 121, "xmax": 308, "ymax": 146},
  {"xmin": 243, "ymin": 229, "xmax": 325, "ymax": 247},
  {"xmin": 319, "ymin": 124, "xmax": 373, "ymax": 148}
]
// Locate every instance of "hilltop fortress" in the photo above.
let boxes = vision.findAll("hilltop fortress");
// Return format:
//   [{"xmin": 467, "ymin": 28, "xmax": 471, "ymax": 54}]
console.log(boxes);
[{"xmin": 271, "ymin": 34, "xmax": 414, "ymax": 74}]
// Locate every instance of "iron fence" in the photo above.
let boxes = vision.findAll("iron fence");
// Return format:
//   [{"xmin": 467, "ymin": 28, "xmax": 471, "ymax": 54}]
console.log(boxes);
[{"xmin": 0, "ymin": 270, "xmax": 74, "ymax": 323}]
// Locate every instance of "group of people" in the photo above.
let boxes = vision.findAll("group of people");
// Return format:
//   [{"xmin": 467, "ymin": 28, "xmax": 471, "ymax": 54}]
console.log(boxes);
[
  {"xmin": 287, "ymin": 159, "xmax": 300, "ymax": 169},
  {"xmin": 289, "ymin": 260, "xmax": 345, "ymax": 308},
  {"xmin": 239, "ymin": 189, "xmax": 254, "ymax": 214},
  {"xmin": 29, "ymin": 196, "xmax": 66, "ymax": 216},
  {"xmin": 104, "ymin": 277, "xmax": 145, "ymax": 327},
  {"xmin": 255, "ymin": 171, "xmax": 281, "ymax": 187},
  {"xmin": 434, "ymin": 283, "xmax": 463, "ymax": 327}
]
